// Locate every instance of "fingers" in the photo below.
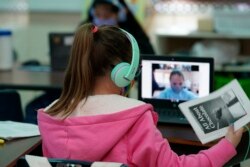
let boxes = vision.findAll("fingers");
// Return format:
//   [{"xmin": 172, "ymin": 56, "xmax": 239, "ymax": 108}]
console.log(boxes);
[
  {"xmin": 237, "ymin": 127, "xmax": 244, "ymax": 133},
  {"xmin": 227, "ymin": 125, "xmax": 243, "ymax": 137},
  {"xmin": 228, "ymin": 125, "xmax": 234, "ymax": 133},
  {"xmin": 225, "ymin": 125, "xmax": 244, "ymax": 148},
  {"xmin": 235, "ymin": 127, "xmax": 244, "ymax": 136},
  {"xmin": 234, "ymin": 127, "xmax": 244, "ymax": 136}
]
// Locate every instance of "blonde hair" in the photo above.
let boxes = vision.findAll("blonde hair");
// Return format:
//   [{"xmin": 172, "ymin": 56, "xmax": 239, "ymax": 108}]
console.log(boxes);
[{"xmin": 47, "ymin": 23, "xmax": 132, "ymax": 117}]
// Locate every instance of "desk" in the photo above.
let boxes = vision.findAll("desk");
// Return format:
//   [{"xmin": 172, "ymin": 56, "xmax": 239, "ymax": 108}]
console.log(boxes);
[
  {"xmin": 0, "ymin": 136, "xmax": 42, "ymax": 167},
  {"xmin": 0, "ymin": 125, "xmax": 246, "ymax": 167},
  {"xmin": 0, "ymin": 67, "xmax": 64, "ymax": 91},
  {"xmin": 158, "ymin": 124, "xmax": 213, "ymax": 147}
]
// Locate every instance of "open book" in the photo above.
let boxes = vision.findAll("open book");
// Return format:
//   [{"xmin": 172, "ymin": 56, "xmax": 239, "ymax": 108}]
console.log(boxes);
[{"xmin": 179, "ymin": 79, "xmax": 250, "ymax": 144}]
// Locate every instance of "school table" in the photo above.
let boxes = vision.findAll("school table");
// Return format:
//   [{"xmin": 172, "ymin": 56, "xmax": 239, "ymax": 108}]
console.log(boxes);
[{"xmin": 0, "ymin": 136, "xmax": 42, "ymax": 167}]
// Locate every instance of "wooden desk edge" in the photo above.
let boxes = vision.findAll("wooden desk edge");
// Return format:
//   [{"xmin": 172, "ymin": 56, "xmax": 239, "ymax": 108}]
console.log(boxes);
[
  {"xmin": 158, "ymin": 124, "xmax": 216, "ymax": 147},
  {"xmin": 6, "ymin": 137, "xmax": 42, "ymax": 167}
]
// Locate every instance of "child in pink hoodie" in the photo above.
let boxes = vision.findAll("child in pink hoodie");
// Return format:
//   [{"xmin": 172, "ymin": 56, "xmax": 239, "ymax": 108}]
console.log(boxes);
[{"xmin": 38, "ymin": 23, "xmax": 243, "ymax": 167}]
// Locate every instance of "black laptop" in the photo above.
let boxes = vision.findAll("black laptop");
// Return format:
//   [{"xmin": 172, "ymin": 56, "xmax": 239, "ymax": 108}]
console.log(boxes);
[
  {"xmin": 49, "ymin": 33, "xmax": 74, "ymax": 71},
  {"xmin": 138, "ymin": 55, "xmax": 214, "ymax": 124}
]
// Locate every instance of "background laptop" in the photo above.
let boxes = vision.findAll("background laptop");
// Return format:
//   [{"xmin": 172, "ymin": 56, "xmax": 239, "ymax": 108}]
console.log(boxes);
[
  {"xmin": 138, "ymin": 55, "xmax": 214, "ymax": 124},
  {"xmin": 49, "ymin": 32, "xmax": 74, "ymax": 71}
]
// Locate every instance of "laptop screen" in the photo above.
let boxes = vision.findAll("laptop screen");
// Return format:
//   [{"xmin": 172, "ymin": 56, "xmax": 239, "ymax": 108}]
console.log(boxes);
[{"xmin": 138, "ymin": 55, "xmax": 214, "ymax": 112}]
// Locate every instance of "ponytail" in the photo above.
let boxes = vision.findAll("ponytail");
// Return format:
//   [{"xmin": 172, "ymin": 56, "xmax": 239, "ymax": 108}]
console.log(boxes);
[{"xmin": 47, "ymin": 23, "xmax": 132, "ymax": 117}]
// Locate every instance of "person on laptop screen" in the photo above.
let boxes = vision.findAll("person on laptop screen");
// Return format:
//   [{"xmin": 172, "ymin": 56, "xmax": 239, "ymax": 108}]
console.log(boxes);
[{"xmin": 157, "ymin": 69, "xmax": 198, "ymax": 101}]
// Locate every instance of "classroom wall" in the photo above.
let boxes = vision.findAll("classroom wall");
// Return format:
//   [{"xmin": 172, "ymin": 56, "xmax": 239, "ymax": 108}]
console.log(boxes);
[
  {"xmin": 24, "ymin": 12, "xmax": 80, "ymax": 64},
  {"xmin": 0, "ymin": 12, "xmax": 80, "ymax": 64},
  {"xmin": 0, "ymin": 10, "xmax": 81, "ymax": 114}
]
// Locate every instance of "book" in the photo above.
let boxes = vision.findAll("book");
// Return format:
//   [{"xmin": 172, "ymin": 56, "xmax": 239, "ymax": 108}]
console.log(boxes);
[
  {"xmin": 179, "ymin": 79, "xmax": 250, "ymax": 144},
  {"xmin": 0, "ymin": 121, "xmax": 40, "ymax": 140}
]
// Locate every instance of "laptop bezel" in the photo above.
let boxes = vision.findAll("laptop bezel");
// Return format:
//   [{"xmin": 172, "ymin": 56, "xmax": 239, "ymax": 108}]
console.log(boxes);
[
  {"xmin": 138, "ymin": 54, "xmax": 214, "ymax": 113},
  {"xmin": 49, "ymin": 32, "xmax": 74, "ymax": 71}
]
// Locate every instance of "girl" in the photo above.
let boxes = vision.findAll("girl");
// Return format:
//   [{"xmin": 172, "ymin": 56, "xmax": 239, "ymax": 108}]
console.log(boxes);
[{"xmin": 38, "ymin": 23, "xmax": 243, "ymax": 167}]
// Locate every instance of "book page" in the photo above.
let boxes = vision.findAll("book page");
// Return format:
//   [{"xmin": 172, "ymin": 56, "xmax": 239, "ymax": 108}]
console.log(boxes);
[
  {"xmin": 25, "ymin": 155, "xmax": 52, "ymax": 167},
  {"xmin": 179, "ymin": 79, "xmax": 250, "ymax": 144},
  {"xmin": 0, "ymin": 121, "xmax": 40, "ymax": 140}
]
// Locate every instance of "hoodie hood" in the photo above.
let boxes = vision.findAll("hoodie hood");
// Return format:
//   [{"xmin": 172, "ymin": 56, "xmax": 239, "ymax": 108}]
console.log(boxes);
[
  {"xmin": 37, "ymin": 95, "xmax": 237, "ymax": 167},
  {"xmin": 38, "ymin": 95, "xmax": 156, "ymax": 162}
]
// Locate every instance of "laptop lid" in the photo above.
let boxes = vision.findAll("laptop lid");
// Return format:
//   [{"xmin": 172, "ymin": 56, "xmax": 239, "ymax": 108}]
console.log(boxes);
[
  {"xmin": 138, "ymin": 54, "xmax": 214, "ymax": 123},
  {"xmin": 49, "ymin": 33, "xmax": 74, "ymax": 71}
]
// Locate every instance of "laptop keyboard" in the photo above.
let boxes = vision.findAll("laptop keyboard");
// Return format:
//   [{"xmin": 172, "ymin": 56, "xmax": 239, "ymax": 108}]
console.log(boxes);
[{"xmin": 155, "ymin": 108, "xmax": 189, "ymax": 124}]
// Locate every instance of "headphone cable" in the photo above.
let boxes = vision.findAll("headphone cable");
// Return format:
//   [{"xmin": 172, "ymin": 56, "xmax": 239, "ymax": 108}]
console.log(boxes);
[
  {"xmin": 124, "ymin": 80, "xmax": 135, "ymax": 97},
  {"xmin": 244, "ymin": 125, "xmax": 250, "ymax": 161}
]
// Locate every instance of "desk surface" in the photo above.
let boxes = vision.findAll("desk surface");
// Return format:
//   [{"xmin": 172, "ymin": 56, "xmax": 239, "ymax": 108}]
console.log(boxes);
[
  {"xmin": 0, "ymin": 126, "xmax": 246, "ymax": 167},
  {"xmin": 159, "ymin": 124, "xmax": 249, "ymax": 166},
  {"xmin": 0, "ymin": 136, "xmax": 41, "ymax": 167},
  {"xmin": 158, "ymin": 124, "xmax": 214, "ymax": 147},
  {"xmin": 0, "ymin": 125, "xmax": 206, "ymax": 167},
  {"xmin": 0, "ymin": 67, "xmax": 64, "ymax": 91}
]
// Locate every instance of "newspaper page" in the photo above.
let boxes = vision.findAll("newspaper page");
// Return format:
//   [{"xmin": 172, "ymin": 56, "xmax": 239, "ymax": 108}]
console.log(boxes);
[
  {"xmin": 179, "ymin": 79, "xmax": 250, "ymax": 144},
  {"xmin": 0, "ymin": 121, "xmax": 40, "ymax": 140}
]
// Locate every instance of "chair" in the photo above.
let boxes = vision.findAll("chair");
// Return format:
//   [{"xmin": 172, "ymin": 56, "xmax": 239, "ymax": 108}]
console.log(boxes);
[
  {"xmin": 0, "ymin": 90, "xmax": 24, "ymax": 122},
  {"xmin": 17, "ymin": 156, "xmax": 128, "ymax": 167}
]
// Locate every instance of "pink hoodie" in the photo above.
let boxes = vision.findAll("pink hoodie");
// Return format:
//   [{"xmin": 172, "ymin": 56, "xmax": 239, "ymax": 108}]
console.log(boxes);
[{"xmin": 38, "ymin": 95, "xmax": 236, "ymax": 167}]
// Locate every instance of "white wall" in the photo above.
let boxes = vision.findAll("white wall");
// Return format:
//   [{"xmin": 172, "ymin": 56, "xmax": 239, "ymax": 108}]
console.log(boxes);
[
  {"xmin": 25, "ymin": 12, "xmax": 81, "ymax": 64},
  {"xmin": 0, "ymin": 10, "xmax": 81, "ymax": 115}
]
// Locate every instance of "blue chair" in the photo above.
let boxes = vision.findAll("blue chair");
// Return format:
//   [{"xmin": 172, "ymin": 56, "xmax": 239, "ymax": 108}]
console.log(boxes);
[
  {"xmin": 0, "ymin": 90, "xmax": 23, "ymax": 122},
  {"xmin": 17, "ymin": 156, "xmax": 128, "ymax": 167}
]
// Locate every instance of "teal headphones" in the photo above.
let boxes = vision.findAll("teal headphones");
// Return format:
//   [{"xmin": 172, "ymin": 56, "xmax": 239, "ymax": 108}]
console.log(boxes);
[{"xmin": 111, "ymin": 28, "xmax": 140, "ymax": 87}]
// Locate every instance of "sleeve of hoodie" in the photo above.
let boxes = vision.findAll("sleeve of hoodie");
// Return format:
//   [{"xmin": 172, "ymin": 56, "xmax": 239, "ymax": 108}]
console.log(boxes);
[{"xmin": 127, "ymin": 109, "xmax": 237, "ymax": 167}]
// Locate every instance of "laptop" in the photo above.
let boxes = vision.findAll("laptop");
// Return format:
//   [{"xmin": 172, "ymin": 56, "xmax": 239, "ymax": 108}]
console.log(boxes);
[
  {"xmin": 138, "ymin": 55, "xmax": 214, "ymax": 124},
  {"xmin": 49, "ymin": 33, "xmax": 74, "ymax": 71}
]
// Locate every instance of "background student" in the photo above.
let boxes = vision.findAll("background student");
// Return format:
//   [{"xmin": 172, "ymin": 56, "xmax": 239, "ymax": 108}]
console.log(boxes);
[
  {"xmin": 80, "ymin": 0, "xmax": 155, "ymax": 54},
  {"xmin": 38, "ymin": 23, "xmax": 243, "ymax": 167}
]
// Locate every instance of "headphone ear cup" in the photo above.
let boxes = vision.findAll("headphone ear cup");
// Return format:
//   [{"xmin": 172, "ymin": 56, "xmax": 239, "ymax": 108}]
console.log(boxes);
[{"xmin": 111, "ymin": 62, "xmax": 131, "ymax": 87}]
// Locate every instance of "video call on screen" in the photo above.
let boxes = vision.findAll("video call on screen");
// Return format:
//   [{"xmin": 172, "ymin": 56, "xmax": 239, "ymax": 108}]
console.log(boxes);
[{"xmin": 141, "ymin": 60, "xmax": 211, "ymax": 102}]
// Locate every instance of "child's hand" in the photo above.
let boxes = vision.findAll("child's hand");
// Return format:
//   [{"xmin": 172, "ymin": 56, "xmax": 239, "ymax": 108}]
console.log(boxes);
[{"xmin": 225, "ymin": 125, "xmax": 244, "ymax": 148}]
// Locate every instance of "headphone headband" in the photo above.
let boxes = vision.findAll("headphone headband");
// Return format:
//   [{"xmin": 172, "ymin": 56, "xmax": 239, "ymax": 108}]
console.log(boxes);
[
  {"xmin": 110, "ymin": 28, "xmax": 140, "ymax": 87},
  {"xmin": 120, "ymin": 28, "xmax": 140, "ymax": 80}
]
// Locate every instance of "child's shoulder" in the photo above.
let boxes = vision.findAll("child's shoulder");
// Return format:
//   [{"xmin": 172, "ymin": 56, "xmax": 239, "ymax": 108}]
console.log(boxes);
[
  {"xmin": 94, "ymin": 94, "xmax": 145, "ymax": 109},
  {"xmin": 85, "ymin": 95, "xmax": 146, "ymax": 115}
]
